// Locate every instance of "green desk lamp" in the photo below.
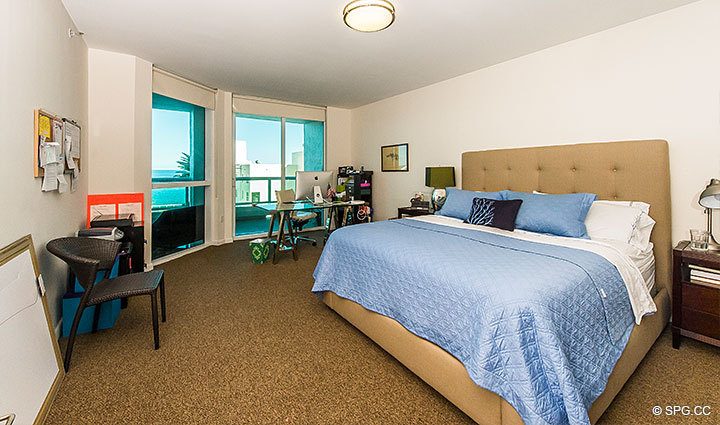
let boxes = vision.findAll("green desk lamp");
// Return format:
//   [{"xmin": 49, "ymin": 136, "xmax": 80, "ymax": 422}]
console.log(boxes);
[
  {"xmin": 699, "ymin": 178, "xmax": 720, "ymax": 250},
  {"xmin": 425, "ymin": 166, "xmax": 455, "ymax": 211}
]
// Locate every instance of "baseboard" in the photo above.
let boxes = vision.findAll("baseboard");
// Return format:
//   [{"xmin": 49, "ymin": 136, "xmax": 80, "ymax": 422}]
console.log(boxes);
[
  {"xmin": 205, "ymin": 238, "xmax": 234, "ymax": 246},
  {"xmin": 152, "ymin": 243, "xmax": 210, "ymax": 266}
]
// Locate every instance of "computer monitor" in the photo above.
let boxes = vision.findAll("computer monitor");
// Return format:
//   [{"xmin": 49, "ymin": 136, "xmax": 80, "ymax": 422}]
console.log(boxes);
[{"xmin": 295, "ymin": 171, "xmax": 333, "ymax": 202}]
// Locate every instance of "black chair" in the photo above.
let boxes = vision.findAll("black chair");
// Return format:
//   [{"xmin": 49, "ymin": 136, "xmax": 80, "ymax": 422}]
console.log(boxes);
[{"xmin": 46, "ymin": 237, "xmax": 166, "ymax": 372}]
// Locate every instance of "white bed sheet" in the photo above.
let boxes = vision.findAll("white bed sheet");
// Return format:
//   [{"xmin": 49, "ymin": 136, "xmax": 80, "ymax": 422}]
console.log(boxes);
[
  {"xmin": 600, "ymin": 240, "xmax": 656, "ymax": 294},
  {"xmin": 408, "ymin": 215, "xmax": 657, "ymax": 324}
]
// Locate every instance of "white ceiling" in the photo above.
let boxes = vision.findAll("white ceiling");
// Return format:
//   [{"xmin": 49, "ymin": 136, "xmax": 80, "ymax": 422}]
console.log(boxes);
[{"xmin": 62, "ymin": 0, "xmax": 698, "ymax": 108}]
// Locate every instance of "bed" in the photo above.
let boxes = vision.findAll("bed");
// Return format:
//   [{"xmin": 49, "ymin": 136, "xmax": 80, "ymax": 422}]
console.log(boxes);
[{"xmin": 314, "ymin": 140, "xmax": 671, "ymax": 425}]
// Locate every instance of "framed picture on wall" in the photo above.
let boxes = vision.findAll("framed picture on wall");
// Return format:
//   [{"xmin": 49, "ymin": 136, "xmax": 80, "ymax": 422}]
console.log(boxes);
[{"xmin": 381, "ymin": 143, "xmax": 409, "ymax": 172}]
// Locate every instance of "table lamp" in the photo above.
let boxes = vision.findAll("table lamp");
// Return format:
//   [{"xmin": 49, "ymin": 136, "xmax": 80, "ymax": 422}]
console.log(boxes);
[
  {"xmin": 425, "ymin": 166, "xmax": 455, "ymax": 211},
  {"xmin": 699, "ymin": 178, "xmax": 720, "ymax": 250}
]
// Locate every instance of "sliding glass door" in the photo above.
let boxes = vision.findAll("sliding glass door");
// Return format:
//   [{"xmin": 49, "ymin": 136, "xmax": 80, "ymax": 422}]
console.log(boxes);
[
  {"xmin": 234, "ymin": 114, "xmax": 324, "ymax": 236},
  {"xmin": 234, "ymin": 114, "xmax": 282, "ymax": 236}
]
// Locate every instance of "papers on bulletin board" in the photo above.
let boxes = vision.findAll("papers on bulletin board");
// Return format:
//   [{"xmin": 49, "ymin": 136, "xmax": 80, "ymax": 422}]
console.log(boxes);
[
  {"xmin": 38, "ymin": 115, "xmax": 52, "ymax": 139},
  {"xmin": 64, "ymin": 136, "xmax": 76, "ymax": 170},
  {"xmin": 36, "ymin": 110, "xmax": 82, "ymax": 194},
  {"xmin": 71, "ymin": 168, "xmax": 79, "ymax": 193},
  {"xmin": 39, "ymin": 142, "xmax": 60, "ymax": 167},
  {"xmin": 65, "ymin": 150, "xmax": 76, "ymax": 170},
  {"xmin": 57, "ymin": 173, "xmax": 68, "ymax": 194},
  {"xmin": 63, "ymin": 120, "xmax": 81, "ymax": 159},
  {"xmin": 52, "ymin": 120, "xmax": 63, "ymax": 145},
  {"xmin": 41, "ymin": 164, "xmax": 59, "ymax": 192}
]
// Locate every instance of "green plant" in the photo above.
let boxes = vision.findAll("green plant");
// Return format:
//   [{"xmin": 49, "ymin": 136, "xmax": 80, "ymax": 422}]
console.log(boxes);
[{"xmin": 175, "ymin": 152, "xmax": 190, "ymax": 178}]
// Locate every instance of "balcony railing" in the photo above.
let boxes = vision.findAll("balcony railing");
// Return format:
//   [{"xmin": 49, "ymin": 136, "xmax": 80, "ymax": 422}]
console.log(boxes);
[{"xmin": 234, "ymin": 176, "xmax": 295, "ymax": 205}]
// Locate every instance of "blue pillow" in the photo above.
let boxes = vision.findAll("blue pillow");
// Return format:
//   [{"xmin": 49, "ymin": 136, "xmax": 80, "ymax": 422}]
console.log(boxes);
[
  {"xmin": 437, "ymin": 188, "xmax": 503, "ymax": 220},
  {"xmin": 501, "ymin": 191, "xmax": 597, "ymax": 238}
]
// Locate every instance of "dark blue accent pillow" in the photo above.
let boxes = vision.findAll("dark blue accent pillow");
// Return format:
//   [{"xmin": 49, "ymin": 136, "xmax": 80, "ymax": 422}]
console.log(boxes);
[
  {"xmin": 437, "ymin": 188, "xmax": 503, "ymax": 220},
  {"xmin": 464, "ymin": 198, "xmax": 523, "ymax": 231},
  {"xmin": 501, "ymin": 190, "xmax": 597, "ymax": 238}
]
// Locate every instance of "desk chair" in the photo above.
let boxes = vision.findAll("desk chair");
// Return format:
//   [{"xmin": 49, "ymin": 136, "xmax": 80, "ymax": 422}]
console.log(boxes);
[
  {"xmin": 46, "ymin": 237, "xmax": 166, "ymax": 372},
  {"xmin": 275, "ymin": 189, "xmax": 318, "ymax": 246}
]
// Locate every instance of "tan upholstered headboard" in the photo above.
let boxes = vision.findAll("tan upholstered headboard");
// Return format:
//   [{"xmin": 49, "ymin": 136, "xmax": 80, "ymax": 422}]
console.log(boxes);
[{"xmin": 461, "ymin": 140, "xmax": 672, "ymax": 296}]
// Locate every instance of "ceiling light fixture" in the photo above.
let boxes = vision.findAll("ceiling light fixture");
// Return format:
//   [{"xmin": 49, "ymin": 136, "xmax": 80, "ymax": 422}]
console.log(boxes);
[{"xmin": 343, "ymin": 0, "xmax": 395, "ymax": 33}]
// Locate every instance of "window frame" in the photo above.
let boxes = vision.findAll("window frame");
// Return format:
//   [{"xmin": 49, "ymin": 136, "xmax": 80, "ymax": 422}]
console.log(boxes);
[{"xmin": 151, "ymin": 93, "xmax": 211, "ymax": 261}]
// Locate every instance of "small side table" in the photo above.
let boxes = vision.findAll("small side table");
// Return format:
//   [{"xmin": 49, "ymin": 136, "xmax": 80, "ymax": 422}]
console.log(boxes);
[
  {"xmin": 672, "ymin": 240, "xmax": 720, "ymax": 349},
  {"xmin": 398, "ymin": 206, "xmax": 432, "ymax": 219}
]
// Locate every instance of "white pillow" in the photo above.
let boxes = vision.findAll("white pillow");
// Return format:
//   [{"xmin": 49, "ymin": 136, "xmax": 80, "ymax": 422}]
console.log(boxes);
[
  {"xmin": 584, "ymin": 201, "xmax": 655, "ymax": 250},
  {"xmin": 630, "ymin": 211, "xmax": 655, "ymax": 250},
  {"xmin": 584, "ymin": 202, "xmax": 643, "ymax": 244}
]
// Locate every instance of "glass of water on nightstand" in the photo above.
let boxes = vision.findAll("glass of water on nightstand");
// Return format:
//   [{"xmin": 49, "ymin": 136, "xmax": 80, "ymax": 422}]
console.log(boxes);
[{"xmin": 690, "ymin": 229, "xmax": 710, "ymax": 251}]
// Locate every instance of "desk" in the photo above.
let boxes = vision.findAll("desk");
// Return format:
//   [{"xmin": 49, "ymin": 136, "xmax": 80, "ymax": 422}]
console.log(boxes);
[{"xmin": 256, "ymin": 200, "xmax": 364, "ymax": 264}]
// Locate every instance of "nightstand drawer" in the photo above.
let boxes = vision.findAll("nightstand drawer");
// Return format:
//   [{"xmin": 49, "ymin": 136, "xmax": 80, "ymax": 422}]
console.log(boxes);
[
  {"xmin": 682, "ymin": 283, "xmax": 720, "ymax": 315},
  {"xmin": 681, "ymin": 307, "xmax": 720, "ymax": 340}
]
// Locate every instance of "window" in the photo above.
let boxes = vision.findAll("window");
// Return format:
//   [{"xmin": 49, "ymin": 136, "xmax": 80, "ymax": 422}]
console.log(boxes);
[
  {"xmin": 234, "ymin": 114, "xmax": 324, "ymax": 236},
  {"xmin": 151, "ymin": 93, "xmax": 206, "ymax": 259}
]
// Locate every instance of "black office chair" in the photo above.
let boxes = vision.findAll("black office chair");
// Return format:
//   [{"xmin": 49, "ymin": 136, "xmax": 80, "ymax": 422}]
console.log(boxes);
[{"xmin": 46, "ymin": 237, "xmax": 166, "ymax": 372}]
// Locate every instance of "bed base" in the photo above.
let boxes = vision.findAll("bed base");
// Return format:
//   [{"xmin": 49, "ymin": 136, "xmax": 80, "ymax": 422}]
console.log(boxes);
[{"xmin": 322, "ymin": 288, "xmax": 670, "ymax": 425}]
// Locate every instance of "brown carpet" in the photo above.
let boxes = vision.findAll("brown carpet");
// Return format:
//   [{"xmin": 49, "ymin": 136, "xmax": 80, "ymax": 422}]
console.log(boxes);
[{"xmin": 47, "ymin": 235, "xmax": 720, "ymax": 424}]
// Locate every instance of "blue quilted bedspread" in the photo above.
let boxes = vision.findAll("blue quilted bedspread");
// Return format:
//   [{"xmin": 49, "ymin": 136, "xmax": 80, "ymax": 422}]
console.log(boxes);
[{"xmin": 312, "ymin": 219, "xmax": 635, "ymax": 425}]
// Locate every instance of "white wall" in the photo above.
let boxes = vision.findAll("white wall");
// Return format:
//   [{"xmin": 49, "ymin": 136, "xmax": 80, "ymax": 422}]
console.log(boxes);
[
  {"xmin": 88, "ymin": 49, "xmax": 153, "ymax": 266},
  {"xmin": 88, "ymin": 50, "xmax": 135, "ymax": 192},
  {"xmin": 0, "ymin": 0, "xmax": 88, "ymax": 324},
  {"xmin": 326, "ymin": 107, "xmax": 353, "ymax": 173},
  {"xmin": 216, "ymin": 91, "xmax": 235, "ymax": 244},
  {"xmin": 351, "ymin": 0, "xmax": 720, "ymax": 243}
]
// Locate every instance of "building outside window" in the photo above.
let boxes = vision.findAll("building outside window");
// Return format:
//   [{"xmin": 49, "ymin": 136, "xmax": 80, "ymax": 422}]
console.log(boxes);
[{"xmin": 234, "ymin": 114, "xmax": 324, "ymax": 236}]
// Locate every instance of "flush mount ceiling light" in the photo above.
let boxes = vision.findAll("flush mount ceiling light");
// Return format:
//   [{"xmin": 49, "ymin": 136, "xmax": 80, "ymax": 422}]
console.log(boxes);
[{"xmin": 343, "ymin": 0, "xmax": 395, "ymax": 33}]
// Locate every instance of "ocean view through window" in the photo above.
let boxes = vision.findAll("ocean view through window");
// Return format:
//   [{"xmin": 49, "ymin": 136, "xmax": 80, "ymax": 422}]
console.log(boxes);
[{"xmin": 152, "ymin": 94, "xmax": 206, "ymax": 259}]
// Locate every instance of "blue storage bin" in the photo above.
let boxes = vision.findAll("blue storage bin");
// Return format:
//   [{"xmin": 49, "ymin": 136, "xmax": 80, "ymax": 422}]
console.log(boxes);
[
  {"xmin": 73, "ymin": 256, "xmax": 119, "ymax": 292},
  {"xmin": 63, "ymin": 257, "xmax": 122, "ymax": 336},
  {"xmin": 62, "ymin": 296, "xmax": 121, "ymax": 336}
]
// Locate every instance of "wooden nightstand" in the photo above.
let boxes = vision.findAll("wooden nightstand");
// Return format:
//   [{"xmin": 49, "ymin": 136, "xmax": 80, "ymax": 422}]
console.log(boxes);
[
  {"xmin": 672, "ymin": 241, "xmax": 720, "ymax": 349},
  {"xmin": 398, "ymin": 206, "xmax": 432, "ymax": 219}
]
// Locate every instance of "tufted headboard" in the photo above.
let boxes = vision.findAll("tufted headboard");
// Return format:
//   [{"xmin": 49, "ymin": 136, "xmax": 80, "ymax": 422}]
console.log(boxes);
[{"xmin": 462, "ymin": 140, "xmax": 672, "ymax": 296}]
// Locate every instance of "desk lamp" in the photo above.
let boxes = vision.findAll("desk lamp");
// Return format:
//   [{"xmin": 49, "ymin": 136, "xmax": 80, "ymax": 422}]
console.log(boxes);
[
  {"xmin": 425, "ymin": 166, "xmax": 455, "ymax": 211},
  {"xmin": 699, "ymin": 178, "xmax": 720, "ymax": 250}
]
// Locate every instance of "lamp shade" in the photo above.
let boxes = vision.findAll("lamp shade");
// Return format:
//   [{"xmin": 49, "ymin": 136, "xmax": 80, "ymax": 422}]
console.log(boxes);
[
  {"xmin": 425, "ymin": 167, "xmax": 456, "ymax": 189},
  {"xmin": 700, "ymin": 178, "xmax": 720, "ymax": 209}
]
